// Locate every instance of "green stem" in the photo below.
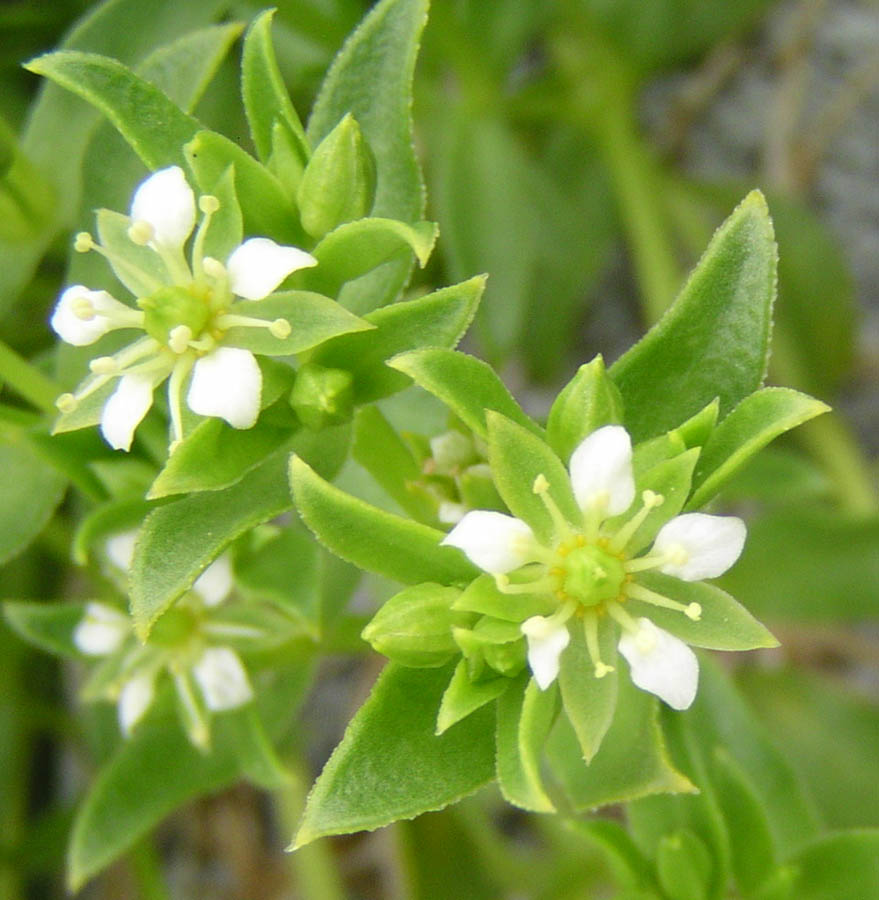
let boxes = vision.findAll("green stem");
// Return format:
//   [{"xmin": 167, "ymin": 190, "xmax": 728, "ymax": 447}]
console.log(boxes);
[
  {"xmin": 0, "ymin": 340, "xmax": 60, "ymax": 414},
  {"xmin": 129, "ymin": 838, "xmax": 170, "ymax": 900}
]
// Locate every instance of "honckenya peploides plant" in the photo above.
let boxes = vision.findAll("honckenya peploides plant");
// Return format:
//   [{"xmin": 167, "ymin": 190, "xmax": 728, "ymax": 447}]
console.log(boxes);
[{"xmin": 51, "ymin": 165, "xmax": 318, "ymax": 451}]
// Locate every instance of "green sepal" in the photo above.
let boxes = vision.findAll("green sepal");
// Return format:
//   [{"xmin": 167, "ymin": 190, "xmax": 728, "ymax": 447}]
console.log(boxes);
[
  {"xmin": 388, "ymin": 348, "xmax": 541, "ymax": 441},
  {"xmin": 297, "ymin": 113, "xmax": 376, "ymax": 238},
  {"xmin": 311, "ymin": 276, "xmax": 484, "ymax": 404},
  {"xmin": 198, "ymin": 164, "xmax": 242, "ymax": 263},
  {"xmin": 486, "ymin": 411, "xmax": 580, "ymax": 545},
  {"xmin": 95, "ymin": 208, "xmax": 168, "ymax": 298},
  {"xmin": 611, "ymin": 191, "xmax": 777, "ymax": 441},
  {"xmin": 627, "ymin": 572, "xmax": 778, "ymax": 651},
  {"xmin": 362, "ymin": 583, "xmax": 469, "ymax": 667},
  {"xmin": 290, "ymin": 456, "xmax": 478, "ymax": 586},
  {"xmin": 3, "ymin": 601, "xmax": 88, "ymax": 658},
  {"xmin": 496, "ymin": 675, "xmax": 559, "ymax": 812},
  {"xmin": 559, "ymin": 616, "xmax": 618, "ymax": 762},
  {"xmin": 546, "ymin": 355, "xmax": 624, "ymax": 463},
  {"xmin": 655, "ymin": 829, "xmax": 713, "ymax": 900},
  {"xmin": 687, "ymin": 387, "xmax": 830, "ymax": 510},
  {"xmin": 291, "ymin": 663, "xmax": 495, "ymax": 849},
  {"xmin": 435, "ymin": 660, "xmax": 510, "ymax": 735},
  {"xmin": 453, "ymin": 573, "xmax": 555, "ymax": 624}
]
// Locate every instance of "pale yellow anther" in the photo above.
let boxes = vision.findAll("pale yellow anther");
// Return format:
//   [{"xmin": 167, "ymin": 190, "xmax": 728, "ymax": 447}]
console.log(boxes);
[
  {"xmin": 636, "ymin": 631, "xmax": 657, "ymax": 654},
  {"xmin": 269, "ymin": 318, "xmax": 291, "ymax": 339},
  {"xmin": 168, "ymin": 324, "xmax": 193, "ymax": 354},
  {"xmin": 202, "ymin": 257, "xmax": 226, "ymax": 280},
  {"xmin": 532, "ymin": 473, "xmax": 550, "ymax": 495},
  {"xmin": 74, "ymin": 232, "xmax": 94, "ymax": 253},
  {"xmin": 594, "ymin": 662, "xmax": 615, "ymax": 678},
  {"xmin": 56, "ymin": 393, "xmax": 76, "ymax": 413},
  {"xmin": 670, "ymin": 545, "xmax": 690, "ymax": 566},
  {"xmin": 642, "ymin": 489, "xmax": 664, "ymax": 508},
  {"xmin": 71, "ymin": 296, "xmax": 96, "ymax": 320},
  {"xmin": 89, "ymin": 356, "xmax": 118, "ymax": 375},
  {"xmin": 685, "ymin": 603, "xmax": 702, "ymax": 621},
  {"xmin": 127, "ymin": 220, "xmax": 154, "ymax": 246},
  {"xmin": 199, "ymin": 194, "xmax": 220, "ymax": 214}
]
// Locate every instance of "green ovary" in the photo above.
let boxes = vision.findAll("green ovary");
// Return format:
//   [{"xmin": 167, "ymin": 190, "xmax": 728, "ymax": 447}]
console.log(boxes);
[
  {"xmin": 557, "ymin": 542, "xmax": 626, "ymax": 607},
  {"xmin": 141, "ymin": 285, "xmax": 212, "ymax": 346}
]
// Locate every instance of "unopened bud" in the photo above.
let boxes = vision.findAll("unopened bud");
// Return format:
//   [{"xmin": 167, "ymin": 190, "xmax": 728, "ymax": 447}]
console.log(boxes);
[{"xmin": 290, "ymin": 363, "xmax": 353, "ymax": 430}]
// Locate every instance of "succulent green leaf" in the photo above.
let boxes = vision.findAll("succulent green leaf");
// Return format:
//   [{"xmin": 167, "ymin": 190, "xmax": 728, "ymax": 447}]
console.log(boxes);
[
  {"xmin": 559, "ymin": 617, "xmax": 618, "ymax": 762},
  {"xmin": 241, "ymin": 9, "xmax": 309, "ymax": 166},
  {"xmin": 611, "ymin": 191, "xmax": 777, "ymax": 442},
  {"xmin": 436, "ymin": 661, "xmax": 510, "ymax": 735},
  {"xmin": 496, "ymin": 675, "xmax": 559, "ymax": 812},
  {"xmin": 292, "ymin": 663, "xmax": 495, "ymax": 848},
  {"xmin": 546, "ymin": 355, "xmax": 624, "ymax": 463},
  {"xmin": 290, "ymin": 456, "xmax": 478, "ymax": 586},
  {"xmin": 4, "ymin": 601, "xmax": 87, "ymax": 658},
  {"xmin": 687, "ymin": 388, "xmax": 829, "ymax": 509},
  {"xmin": 486, "ymin": 411, "xmax": 580, "ymax": 545},
  {"xmin": 312, "ymin": 276, "xmax": 485, "ymax": 404},
  {"xmin": 655, "ymin": 829, "xmax": 712, "ymax": 900},
  {"xmin": 453, "ymin": 574, "xmax": 555, "ymax": 623},
  {"xmin": 388, "ymin": 348, "xmax": 541, "ymax": 441},
  {"xmin": 628, "ymin": 573, "xmax": 777, "ymax": 651},
  {"xmin": 72, "ymin": 498, "xmax": 155, "ymax": 566}
]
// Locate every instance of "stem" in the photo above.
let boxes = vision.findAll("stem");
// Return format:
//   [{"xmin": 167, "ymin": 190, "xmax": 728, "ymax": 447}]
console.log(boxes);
[{"xmin": 0, "ymin": 340, "xmax": 60, "ymax": 413}]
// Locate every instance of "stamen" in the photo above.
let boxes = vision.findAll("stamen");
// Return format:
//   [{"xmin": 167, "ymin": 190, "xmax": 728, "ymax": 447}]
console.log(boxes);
[
  {"xmin": 72, "ymin": 296, "xmax": 96, "ymax": 320},
  {"xmin": 215, "ymin": 313, "xmax": 290, "ymax": 334},
  {"xmin": 83, "ymin": 236, "xmax": 164, "ymax": 294},
  {"xmin": 623, "ymin": 550, "xmax": 678, "ymax": 573},
  {"xmin": 89, "ymin": 356, "xmax": 118, "ymax": 375},
  {"xmin": 191, "ymin": 196, "xmax": 220, "ymax": 280},
  {"xmin": 583, "ymin": 492, "xmax": 609, "ymax": 540},
  {"xmin": 269, "ymin": 318, "xmax": 291, "ymax": 339},
  {"xmin": 127, "ymin": 220, "xmax": 154, "ymax": 246},
  {"xmin": 56, "ymin": 393, "xmax": 76, "ymax": 413},
  {"xmin": 606, "ymin": 601, "xmax": 640, "ymax": 634},
  {"xmin": 202, "ymin": 257, "xmax": 226, "ymax": 281},
  {"xmin": 532, "ymin": 474, "xmax": 574, "ymax": 540},
  {"xmin": 74, "ymin": 232, "xmax": 94, "ymax": 253},
  {"xmin": 168, "ymin": 324, "xmax": 194, "ymax": 354},
  {"xmin": 583, "ymin": 612, "xmax": 614, "ymax": 678},
  {"xmin": 167, "ymin": 354, "xmax": 195, "ymax": 449},
  {"xmin": 609, "ymin": 489, "xmax": 665, "ymax": 552},
  {"xmin": 625, "ymin": 582, "xmax": 702, "ymax": 621},
  {"xmin": 173, "ymin": 672, "xmax": 210, "ymax": 750},
  {"xmin": 495, "ymin": 573, "xmax": 556, "ymax": 595},
  {"xmin": 199, "ymin": 195, "xmax": 220, "ymax": 215}
]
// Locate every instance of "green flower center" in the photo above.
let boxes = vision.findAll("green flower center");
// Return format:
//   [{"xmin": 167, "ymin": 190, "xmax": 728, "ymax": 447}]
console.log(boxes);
[
  {"xmin": 146, "ymin": 605, "xmax": 200, "ymax": 648},
  {"xmin": 140, "ymin": 285, "xmax": 213, "ymax": 347},
  {"xmin": 555, "ymin": 539, "xmax": 626, "ymax": 608}
]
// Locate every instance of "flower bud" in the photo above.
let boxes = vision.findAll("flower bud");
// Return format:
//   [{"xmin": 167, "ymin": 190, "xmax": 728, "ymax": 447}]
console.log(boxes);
[
  {"xmin": 296, "ymin": 113, "xmax": 376, "ymax": 238},
  {"xmin": 290, "ymin": 363, "xmax": 354, "ymax": 430}
]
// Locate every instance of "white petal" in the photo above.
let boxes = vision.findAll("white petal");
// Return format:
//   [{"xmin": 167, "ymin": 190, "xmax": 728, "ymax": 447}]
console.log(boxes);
[
  {"xmin": 521, "ymin": 616, "xmax": 571, "ymax": 690},
  {"xmin": 187, "ymin": 347, "xmax": 261, "ymax": 429},
  {"xmin": 50, "ymin": 286, "xmax": 115, "ymax": 346},
  {"xmin": 569, "ymin": 425, "xmax": 635, "ymax": 516},
  {"xmin": 226, "ymin": 237, "xmax": 317, "ymax": 300},
  {"xmin": 618, "ymin": 618, "xmax": 698, "ymax": 710},
  {"xmin": 653, "ymin": 513, "xmax": 746, "ymax": 581},
  {"xmin": 105, "ymin": 530, "xmax": 138, "ymax": 571},
  {"xmin": 100, "ymin": 374, "xmax": 155, "ymax": 451},
  {"xmin": 73, "ymin": 602, "xmax": 129, "ymax": 656},
  {"xmin": 192, "ymin": 647, "xmax": 253, "ymax": 711},
  {"xmin": 437, "ymin": 501, "xmax": 468, "ymax": 525},
  {"xmin": 441, "ymin": 510, "xmax": 538, "ymax": 574},
  {"xmin": 118, "ymin": 671, "xmax": 156, "ymax": 736},
  {"xmin": 130, "ymin": 165, "xmax": 195, "ymax": 249},
  {"xmin": 192, "ymin": 554, "xmax": 233, "ymax": 607}
]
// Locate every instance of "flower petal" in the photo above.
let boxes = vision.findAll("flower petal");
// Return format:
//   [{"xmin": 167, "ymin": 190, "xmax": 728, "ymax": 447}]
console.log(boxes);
[
  {"xmin": 73, "ymin": 602, "xmax": 129, "ymax": 655},
  {"xmin": 191, "ymin": 647, "xmax": 253, "ymax": 711},
  {"xmin": 441, "ymin": 510, "xmax": 538, "ymax": 574},
  {"xmin": 50, "ymin": 286, "xmax": 117, "ymax": 346},
  {"xmin": 130, "ymin": 165, "xmax": 195, "ymax": 249},
  {"xmin": 192, "ymin": 554, "xmax": 233, "ymax": 607},
  {"xmin": 100, "ymin": 373, "xmax": 155, "ymax": 451},
  {"xmin": 226, "ymin": 237, "xmax": 317, "ymax": 300},
  {"xmin": 618, "ymin": 617, "xmax": 698, "ymax": 710},
  {"xmin": 118, "ymin": 671, "xmax": 156, "ymax": 736},
  {"xmin": 187, "ymin": 347, "xmax": 261, "ymax": 429},
  {"xmin": 521, "ymin": 616, "xmax": 570, "ymax": 689},
  {"xmin": 569, "ymin": 425, "xmax": 635, "ymax": 517},
  {"xmin": 105, "ymin": 530, "xmax": 138, "ymax": 571},
  {"xmin": 653, "ymin": 513, "xmax": 746, "ymax": 581}
]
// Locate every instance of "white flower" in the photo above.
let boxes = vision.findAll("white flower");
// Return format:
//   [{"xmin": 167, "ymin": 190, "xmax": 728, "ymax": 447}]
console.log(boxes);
[
  {"xmin": 118, "ymin": 671, "xmax": 156, "ymax": 735},
  {"xmin": 191, "ymin": 554, "xmax": 234, "ymax": 607},
  {"xmin": 191, "ymin": 646, "xmax": 253, "ymax": 711},
  {"xmin": 73, "ymin": 602, "xmax": 129, "ymax": 655},
  {"xmin": 442, "ymin": 425, "xmax": 746, "ymax": 708},
  {"xmin": 50, "ymin": 166, "xmax": 318, "ymax": 450}
]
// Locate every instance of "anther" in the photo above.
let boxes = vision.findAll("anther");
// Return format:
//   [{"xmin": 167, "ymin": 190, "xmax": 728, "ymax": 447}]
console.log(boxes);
[
  {"xmin": 610, "ymin": 489, "xmax": 666, "ymax": 553},
  {"xmin": 202, "ymin": 257, "xmax": 226, "ymax": 280},
  {"xmin": 685, "ymin": 602, "xmax": 702, "ymax": 621},
  {"xmin": 583, "ymin": 612, "xmax": 615, "ymax": 679},
  {"xmin": 168, "ymin": 325, "xmax": 193, "ymax": 354},
  {"xmin": 56, "ymin": 393, "xmax": 77, "ymax": 413},
  {"xmin": 71, "ymin": 296, "xmax": 96, "ymax": 320},
  {"xmin": 532, "ymin": 474, "xmax": 549, "ymax": 495},
  {"xmin": 532, "ymin": 473, "xmax": 574, "ymax": 539},
  {"xmin": 89, "ymin": 356, "xmax": 118, "ymax": 375},
  {"xmin": 127, "ymin": 221, "xmax": 154, "ymax": 246},
  {"xmin": 594, "ymin": 662, "xmax": 614, "ymax": 678},
  {"xmin": 199, "ymin": 194, "xmax": 220, "ymax": 214},
  {"xmin": 74, "ymin": 232, "xmax": 94, "ymax": 253},
  {"xmin": 625, "ymin": 582, "xmax": 701, "ymax": 620},
  {"xmin": 269, "ymin": 318, "xmax": 291, "ymax": 339}
]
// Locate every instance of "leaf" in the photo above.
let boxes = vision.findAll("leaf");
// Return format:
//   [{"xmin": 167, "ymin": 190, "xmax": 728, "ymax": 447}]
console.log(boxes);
[
  {"xmin": 290, "ymin": 456, "xmax": 478, "ymax": 586},
  {"xmin": 67, "ymin": 703, "xmax": 284, "ymax": 891},
  {"xmin": 546, "ymin": 355, "xmax": 625, "ymax": 464},
  {"xmin": 486, "ymin": 411, "xmax": 580, "ymax": 545},
  {"xmin": 655, "ymin": 829, "xmax": 712, "ymax": 900},
  {"xmin": 388, "ymin": 349, "xmax": 541, "ymax": 441},
  {"xmin": 436, "ymin": 661, "xmax": 510, "ymax": 735},
  {"xmin": 559, "ymin": 617, "xmax": 618, "ymax": 762},
  {"xmin": 628, "ymin": 573, "xmax": 777, "ymax": 651},
  {"xmin": 307, "ymin": 0, "xmax": 428, "ymax": 312},
  {"xmin": 241, "ymin": 9, "xmax": 309, "ymax": 166},
  {"xmin": 686, "ymin": 388, "xmax": 829, "ymax": 509},
  {"xmin": 199, "ymin": 164, "xmax": 242, "ymax": 263},
  {"xmin": 95, "ymin": 209, "xmax": 168, "ymax": 297},
  {"xmin": 25, "ymin": 50, "xmax": 201, "ymax": 171},
  {"xmin": 610, "ymin": 191, "xmax": 776, "ymax": 442},
  {"xmin": 292, "ymin": 663, "xmax": 495, "ymax": 848},
  {"xmin": 4, "ymin": 601, "xmax": 87, "ymax": 659},
  {"xmin": 130, "ymin": 450, "xmax": 293, "ymax": 636},
  {"xmin": 546, "ymin": 674, "xmax": 695, "ymax": 811},
  {"xmin": 496, "ymin": 676, "xmax": 558, "ymax": 812},
  {"xmin": 0, "ymin": 439, "xmax": 67, "ymax": 564},
  {"xmin": 222, "ymin": 291, "xmax": 373, "ymax": 356},
  {"xmin": 453, "ymin": 574, "xmax": 555, "ymax": 623},
  {"xmin": 302, "ymin": 218, "xmax": 438, "ymax": 301},
  {"xmin": 312, "ymin": 276, "xmax": 485, "ymax": 404}
]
